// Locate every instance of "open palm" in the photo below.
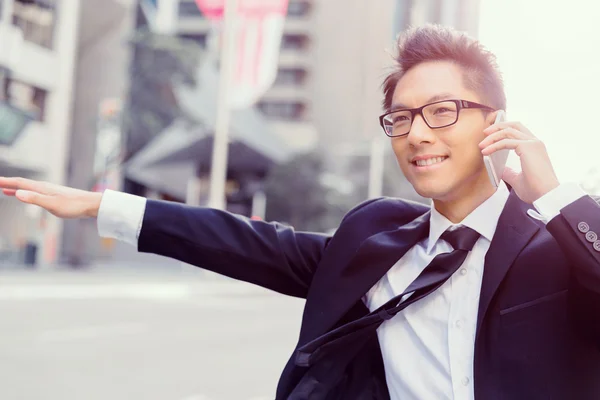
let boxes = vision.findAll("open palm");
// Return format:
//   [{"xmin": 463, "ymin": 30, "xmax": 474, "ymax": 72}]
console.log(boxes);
[{"xmin": 0, "ymin": 177, "xmax": 102, "ymax": 219}]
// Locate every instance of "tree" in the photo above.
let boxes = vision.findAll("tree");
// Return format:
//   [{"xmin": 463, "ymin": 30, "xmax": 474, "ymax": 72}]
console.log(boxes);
[
  {"xmin": 122, "ymin": 30, "xmax": 203, "ymax": 158},
  {"xmin": 264, "ymin": 151, "xmax": 333, "ymax": 232},
  {"xmin": 264, "ymin": 148, "xmax": 428, "ymax": 233}
]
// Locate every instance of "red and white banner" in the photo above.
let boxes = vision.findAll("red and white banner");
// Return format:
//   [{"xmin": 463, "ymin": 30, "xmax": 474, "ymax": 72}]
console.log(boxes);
[
  {"xmin": 194, "ymin": 0, "xmax": 289, "ymax": 108},
  {"xmin": 194, "ymin": 0, "xmax": 226, "ymax": 20}
]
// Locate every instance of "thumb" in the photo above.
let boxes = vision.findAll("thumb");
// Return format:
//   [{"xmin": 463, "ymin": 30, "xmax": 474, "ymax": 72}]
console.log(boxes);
[
  {"xmin": 501, "ymin": 166, "xmax": 520, "ymax": 187},
  {"xmin": 15, "ymin": 190, "xmax": 50, "ymax": 208}
]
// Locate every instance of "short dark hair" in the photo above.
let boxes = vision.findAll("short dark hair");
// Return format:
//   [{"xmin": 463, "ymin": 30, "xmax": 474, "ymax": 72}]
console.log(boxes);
[{"xmin": 382, "ymin": 24, "xmax": 506, "ymax": 113}]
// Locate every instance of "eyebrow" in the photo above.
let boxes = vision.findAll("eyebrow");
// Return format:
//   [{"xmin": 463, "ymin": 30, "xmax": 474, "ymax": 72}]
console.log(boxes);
[{"xmin": 391, "ymin": 93, "xmax": 456, "ymax": 110}]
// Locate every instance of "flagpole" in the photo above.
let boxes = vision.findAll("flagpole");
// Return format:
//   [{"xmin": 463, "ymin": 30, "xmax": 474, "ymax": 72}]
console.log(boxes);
[{"xmin": 207, "ymin": 0, "xmax": 238, "ymax": 210}]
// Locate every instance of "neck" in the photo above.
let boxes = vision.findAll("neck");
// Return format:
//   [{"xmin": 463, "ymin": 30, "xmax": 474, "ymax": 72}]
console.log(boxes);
[{"xmin": 433, "ymin": 173, "xmax": 497, "ymax": 224}]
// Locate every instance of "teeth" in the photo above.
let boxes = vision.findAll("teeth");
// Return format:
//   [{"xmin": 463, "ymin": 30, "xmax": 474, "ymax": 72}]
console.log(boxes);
[{"xmin": 415, "ymin": 157, "xmax": 446, "ymax": 166}]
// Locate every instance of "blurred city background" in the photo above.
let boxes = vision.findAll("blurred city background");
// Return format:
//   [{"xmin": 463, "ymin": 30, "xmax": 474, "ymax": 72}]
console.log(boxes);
[{"xmin": 0, "ymin": 0, "xmax": 598, "ymax": 399}]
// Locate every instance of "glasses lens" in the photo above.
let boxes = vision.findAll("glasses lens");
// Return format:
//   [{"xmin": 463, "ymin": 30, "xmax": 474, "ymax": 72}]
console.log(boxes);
[
  {"xmin": 423, "ymin": 101, "xmax": 458, "ymax": 128},
  {"xmin": 382, "ymin": 110, "xmax": 412, "ymax": 136}
]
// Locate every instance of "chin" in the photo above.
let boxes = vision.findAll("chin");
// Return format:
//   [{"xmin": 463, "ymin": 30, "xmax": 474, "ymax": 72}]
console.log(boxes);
[
  {"xmin": 411, "ymin": 180, "xmax": 453, "ymax": 201},
  {"xmin": 409, "ymin": 177, "xmax": 452, "ymax": 200}
]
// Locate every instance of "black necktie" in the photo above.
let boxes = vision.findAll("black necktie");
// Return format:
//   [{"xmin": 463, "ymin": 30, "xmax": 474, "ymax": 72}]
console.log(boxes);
[{"xmin": 295, "ymin": 225, "xmax": 481, "ymax": 368}]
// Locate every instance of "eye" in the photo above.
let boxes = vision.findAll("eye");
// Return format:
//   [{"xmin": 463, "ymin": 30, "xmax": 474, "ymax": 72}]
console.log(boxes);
[
  {"xmin": 433, "ymin": 107, "xmax": 453, "ymax": 114},
  {"xmin": 393, "ymin": 115, "xmax": 410, "ymax": 123}
]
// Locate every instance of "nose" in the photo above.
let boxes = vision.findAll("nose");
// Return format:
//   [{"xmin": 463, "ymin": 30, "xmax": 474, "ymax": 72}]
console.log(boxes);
[{"xmin": 407, "ymin": 114, "xmax": 436, "ymax": 147}]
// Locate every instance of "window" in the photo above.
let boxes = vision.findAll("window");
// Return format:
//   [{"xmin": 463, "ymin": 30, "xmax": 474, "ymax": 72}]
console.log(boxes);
[
  {"xmin": 0, "ymin": 101, "xmax": 34, "ymax": 145},
  {"xmin": 287, "ymin": 1, "xmax": 311, "ymax": 17},
  {"xmin": 12, "ymin": 0, "xmax": 57, "ymax": 49},
  {"xmin": 257, "ymin": 101, "xmax": 306, "ymax": 120},
  {"xmin": 274, "ymin": 68, "xmax": 307, "ymax": 86},
  {"xmin": 3, "ymin": 78, "xmax": 47, "ymax": 121},
  {"xmin": 180, "ymin": 33, "xmax": 208, "ymax": 48},
  {"xmin": 281, "ymin": 34, "xmax": 309, "ymax": 50},
  {"xmin": 178, "ymin": 1, "xmax": 204, "ymax": 17}
]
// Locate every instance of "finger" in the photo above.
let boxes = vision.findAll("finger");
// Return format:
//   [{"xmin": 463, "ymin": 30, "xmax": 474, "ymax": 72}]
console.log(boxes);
[
  {"xmin": 480, "ymin": 128, "xmax": 527, "ymax": 148},
  {"xmin": 0, "ymin": 177, "xmax": 46, "ymax": 193},
  {"xmin": 0, "ymin": 177, "xmax": 23, "ymax": 190},
  {"xmin": 481, "ymin": 138, "xmax": 522, "ymax": 156},
  {"xmin": 15, "ymin": 190, "xmax": 36, "ymax": 204},
  {"xmin": 483, "ymin": 121, "xmax": 533, "ymax": 137},
  {"xmin": 15, "ymin": 191, "xmax": 65, "ymax": 217},
  {"xmin": 513, "ymin": 121, "xmax": 534, "ymax": 137},
  {"xmin": 501, "ymin": 166, "xmax": 522, "ymax": 189},
  {"xmin": 483, "ymin": 121, "xmax": 512, "ymax": 134},
  {"xmin": 15, "ymin": 190, "xmax": 54, "ymax": 209},
  {"xmin": 2, "ymin": 188, "xmax": 17, "ymax": 196}
]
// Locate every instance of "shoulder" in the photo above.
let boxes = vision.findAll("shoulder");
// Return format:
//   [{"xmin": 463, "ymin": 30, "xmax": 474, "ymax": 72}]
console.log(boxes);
[{"xmin": 340, "ymin": 196, "xmax": 429, "ymax": 228}]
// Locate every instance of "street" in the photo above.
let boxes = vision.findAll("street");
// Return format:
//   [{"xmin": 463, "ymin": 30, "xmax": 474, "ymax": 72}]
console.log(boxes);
[{"xmin": 0, "ymin": 266, "xmax": 305, "ymax": 400}]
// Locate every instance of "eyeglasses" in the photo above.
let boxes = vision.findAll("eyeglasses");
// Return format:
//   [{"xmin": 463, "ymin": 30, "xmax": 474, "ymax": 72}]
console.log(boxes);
[{"xmin": 379, "ymin": 99, "xmax": 494, "ymax": 137}]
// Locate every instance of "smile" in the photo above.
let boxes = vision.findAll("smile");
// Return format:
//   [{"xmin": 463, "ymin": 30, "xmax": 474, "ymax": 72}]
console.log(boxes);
[{"xmin": 412, "ymin": 156, "xmax": 448, "ymax": 167}]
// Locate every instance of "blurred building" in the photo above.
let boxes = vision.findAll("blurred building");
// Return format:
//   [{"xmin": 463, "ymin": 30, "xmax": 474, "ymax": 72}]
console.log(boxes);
[
  {"xmin": 306, "ymin": 0, "xmax": 482, "ymax": 204},
  {"xmin": 314, "ymin": 0, "xmax": 481, "ymax": 147},
  {"xmin": 120, "ymin": 0, "xmax": 484, "ymax": 211},
  {"xmin": 120, "ymin": 0, "xmax": 305, "ymax": 216},
  {"xmin": 60, "ymin": 0, "xmax": 136, "ymax": 266},
  {"xmin": 0, "ymin": 0, "xmax": 80, "ymax": 266},
  {"xmin": 164, "ymin": 0, "xmax": 318, "ymax": 151},
  {"xmin": 51, "ymin": 0, "xmax": 480, "ymax": 265}
]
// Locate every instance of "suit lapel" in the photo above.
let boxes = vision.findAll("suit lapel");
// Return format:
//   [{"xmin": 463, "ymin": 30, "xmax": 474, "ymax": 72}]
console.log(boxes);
[
  {"xmin": 304, "ymin": 210, "xmax": 431, "ymax": 341},
  {"xmin": 476, "ymin": 190, "xmax": 540, "ymax": 334}
]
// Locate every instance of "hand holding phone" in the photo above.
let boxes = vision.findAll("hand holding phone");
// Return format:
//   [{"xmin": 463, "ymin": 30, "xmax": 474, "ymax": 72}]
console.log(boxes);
[{"xmin": 483, "ymin": 110, "xmax": 509, "ymax": 188}]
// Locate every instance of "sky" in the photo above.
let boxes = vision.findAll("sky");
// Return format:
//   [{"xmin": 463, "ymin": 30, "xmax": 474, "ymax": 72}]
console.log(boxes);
[{"xmin": 478, "ymin": 0, "xmax": 600, "ymax": 190}]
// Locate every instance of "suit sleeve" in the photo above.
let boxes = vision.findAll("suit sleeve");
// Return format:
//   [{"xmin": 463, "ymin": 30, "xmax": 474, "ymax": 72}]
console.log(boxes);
[
  {"xmin": 137, "ymin": 199, "xmax": 331, "ymax": 298},
  {"xmin": 545, "ymin": 194, "xmax": 600, "ymax": 290},
  {"xmin": 545, "ymin": 193, "xmax": 600, "ymax": 341}
]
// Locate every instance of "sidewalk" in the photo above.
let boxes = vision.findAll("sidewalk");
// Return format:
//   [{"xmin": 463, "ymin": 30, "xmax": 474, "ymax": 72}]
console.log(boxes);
[{"xmin": 0, "ymin": 260, "xmax": 277, "ymax": 301}]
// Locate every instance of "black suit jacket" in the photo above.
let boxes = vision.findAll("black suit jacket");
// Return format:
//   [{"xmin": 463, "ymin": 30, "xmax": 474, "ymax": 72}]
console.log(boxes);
[{"xmin": 137, "ymin": 190, "xmax": 600, "ymax": 399}]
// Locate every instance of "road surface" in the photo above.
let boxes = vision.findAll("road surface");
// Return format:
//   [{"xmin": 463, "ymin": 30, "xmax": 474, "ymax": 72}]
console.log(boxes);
[{"xmin": 0, "ymin": 266, "xmax": 305, "ymax": 400}]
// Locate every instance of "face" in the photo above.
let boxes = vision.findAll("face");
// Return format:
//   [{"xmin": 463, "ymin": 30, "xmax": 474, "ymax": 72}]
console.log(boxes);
[{"xmin": 389, "ymin": 61, "xmax": 498, "ymax": 202}]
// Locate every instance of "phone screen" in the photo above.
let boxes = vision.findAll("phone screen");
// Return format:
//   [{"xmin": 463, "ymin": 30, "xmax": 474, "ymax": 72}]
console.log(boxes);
[{"xmin": 483, "ymin": 110, "xmax": 509, "ymax": 188}]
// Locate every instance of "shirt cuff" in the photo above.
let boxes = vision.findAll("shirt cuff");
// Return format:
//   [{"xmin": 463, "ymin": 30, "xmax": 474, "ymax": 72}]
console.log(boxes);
[
  {"xmin": 97, "ymin": 189, "xmax": 147, "ymax": 246},
  {"xmin": 533, "ymin": 183, "xmax": 587, "ymax": 223}
]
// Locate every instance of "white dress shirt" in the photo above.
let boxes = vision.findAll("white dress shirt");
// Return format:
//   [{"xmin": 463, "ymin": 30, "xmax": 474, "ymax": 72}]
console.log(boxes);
[
  {"xmin": 363, "ymin": 181, "xmax": 585, "ymax": 400},
  {"xmin": 96, "ymin": 182, "xmax": 586, "ymax": 399}
]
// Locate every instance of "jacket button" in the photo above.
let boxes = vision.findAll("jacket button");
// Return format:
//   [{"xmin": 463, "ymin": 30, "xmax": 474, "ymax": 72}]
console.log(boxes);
[
  {"xmin": 586, "ymin": 231, "xmax": 598, "ymax": 243},
  {"xmin": 578, "ymin": 222, "xmax": 590, "ymax": 233},
  {"xmin": 594, "ymin": 241, "xmax": 600, "ymax": 252}
]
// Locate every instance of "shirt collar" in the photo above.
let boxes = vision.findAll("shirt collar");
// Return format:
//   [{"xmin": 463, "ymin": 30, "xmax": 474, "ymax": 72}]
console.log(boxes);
[{"xmin": 426, "ymin": 181, "xmax": 511, "ymax": 254}]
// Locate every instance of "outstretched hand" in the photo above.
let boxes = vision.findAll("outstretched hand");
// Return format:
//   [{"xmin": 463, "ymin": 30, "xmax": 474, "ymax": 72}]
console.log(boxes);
[{"xmin": 0, "ymin": 177, "xmax": 102, "ymax": 219}]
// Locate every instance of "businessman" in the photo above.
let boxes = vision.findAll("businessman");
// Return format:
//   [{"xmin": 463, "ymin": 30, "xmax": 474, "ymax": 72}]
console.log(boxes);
[{"xmin": 2, "ymin": 25, "xmax": 600, "ymax": 399}]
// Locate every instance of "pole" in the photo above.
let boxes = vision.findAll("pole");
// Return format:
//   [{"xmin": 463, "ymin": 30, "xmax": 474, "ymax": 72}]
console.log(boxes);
[
  {"xmin": 1, "ymin": 0, "xmax": 13, "ymax": 25},
  {"xmin": 368, "ymin": 136, "xmax": 385, "ymax": 199},
  {"xmin": 251, "ymin": 189, "xmax": 267, "ymax": 219},
  {"xmin": 207, "ymin": 0, "xmax": 237, "ymax": 210}
]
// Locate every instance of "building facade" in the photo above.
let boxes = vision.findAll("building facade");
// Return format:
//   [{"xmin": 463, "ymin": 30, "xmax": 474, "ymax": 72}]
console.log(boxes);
[
  {"xmin": 167, "ymin": 0, "xmax": 318, "ymax": 151},
  {"xmin": 3, "ymin": 0, "xmax": 483, "ymax": 265},
  {"xmin": 60, "ymin": 0, "xmax": 136, "ymax": 265},
  {"xmin": 0, "ymin": 0, "xmax": 80, "ymax": 266}
]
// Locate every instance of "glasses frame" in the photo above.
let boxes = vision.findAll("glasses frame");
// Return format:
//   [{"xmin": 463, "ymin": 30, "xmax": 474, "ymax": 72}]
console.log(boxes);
[{"xmin": 379, "ymin": 99, "xmax": 495, "ymax": 137}]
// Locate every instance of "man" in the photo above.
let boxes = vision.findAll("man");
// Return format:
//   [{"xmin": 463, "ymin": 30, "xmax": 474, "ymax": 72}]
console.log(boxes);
[{"xmin": 1, "ymin": 25, "xmax": 599, "ymax": 399}]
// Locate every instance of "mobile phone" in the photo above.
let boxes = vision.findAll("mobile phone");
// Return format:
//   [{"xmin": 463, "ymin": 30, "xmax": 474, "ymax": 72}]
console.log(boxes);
[{"xmin": 483, "ymin": 110, "xmax": 509, "ymax": 188}]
